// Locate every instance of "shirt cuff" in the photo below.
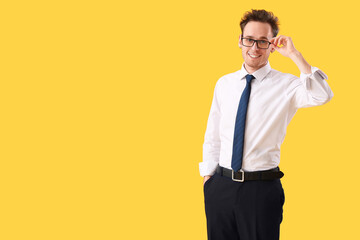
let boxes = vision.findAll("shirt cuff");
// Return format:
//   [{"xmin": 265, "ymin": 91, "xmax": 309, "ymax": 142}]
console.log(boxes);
[
  {"xmin": 199, "ymin": 161, "xmax": 218, "ymax": 177},
  {"xmin": 300, "ymin": 66, "xmax": 328, "ymax": 81}
]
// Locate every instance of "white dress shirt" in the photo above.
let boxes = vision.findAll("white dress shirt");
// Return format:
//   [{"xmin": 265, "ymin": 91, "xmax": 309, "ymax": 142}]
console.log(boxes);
[{"xmin": 199, "ymin": 62, "xmax": 333, "ymax": 177}]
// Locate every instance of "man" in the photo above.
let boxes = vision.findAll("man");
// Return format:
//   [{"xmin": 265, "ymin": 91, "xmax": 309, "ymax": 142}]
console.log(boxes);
[{"xmin": 199, "ymin": 9, "xmax": 333, "ymax": 240}]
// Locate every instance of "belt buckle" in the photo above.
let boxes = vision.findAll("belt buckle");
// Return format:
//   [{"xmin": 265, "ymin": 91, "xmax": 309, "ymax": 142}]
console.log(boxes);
[{"xmin": 232, "ymin": 169, "xmax": 244, "ymax": 182}]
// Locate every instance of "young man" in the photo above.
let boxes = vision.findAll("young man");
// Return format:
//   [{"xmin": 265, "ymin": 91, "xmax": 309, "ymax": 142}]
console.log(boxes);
[{"xmin": 199, "ymin": 9, "xmax": 333, "ymax": 240}]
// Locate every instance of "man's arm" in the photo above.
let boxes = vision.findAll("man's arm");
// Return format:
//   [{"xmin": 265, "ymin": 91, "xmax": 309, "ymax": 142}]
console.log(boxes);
[
  {"xmin": 199, "ymin": 79, "xmax": 222, "ymax": 181},
  {"xmin": 271, "ymin": 35, "xmax": 311, "ymax": 73},
  {"xmin": 270, "ymin": 35, "xmax": 333, "ymax": 108}
]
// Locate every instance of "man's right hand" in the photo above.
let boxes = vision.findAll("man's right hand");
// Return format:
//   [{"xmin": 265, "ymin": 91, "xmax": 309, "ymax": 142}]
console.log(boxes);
[{"xmin": 203, "ymin": 175, "xmax": 212, "ymax": 185}]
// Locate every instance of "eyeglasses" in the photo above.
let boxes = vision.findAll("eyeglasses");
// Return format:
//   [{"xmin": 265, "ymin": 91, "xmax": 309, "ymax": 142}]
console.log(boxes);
[{"xmin": 241, "ymin": 37, "xmax": 271, "ymax": 49}]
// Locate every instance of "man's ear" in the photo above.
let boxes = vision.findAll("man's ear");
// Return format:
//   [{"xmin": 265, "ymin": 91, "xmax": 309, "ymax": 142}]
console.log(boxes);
[
  {"xmin": 270, "ymin": 37, "xmax": 276, "ymax": 53},
  {"xmin": 270, "ymin": 44, "xmax": 275, "ymax": 53},
  {"xmin": 238, "ymin": 35, "xmax": 242, "ymax": 48}
]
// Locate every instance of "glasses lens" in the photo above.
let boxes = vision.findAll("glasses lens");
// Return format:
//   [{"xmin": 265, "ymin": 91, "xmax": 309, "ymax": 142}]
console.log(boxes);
[
  {"xmin": 242, "ymin": 38, "xmax": 254, "ymax": 47},
  {"xmin": 257, "ymin": 40, "xmax": 270, "ymax": 49}
]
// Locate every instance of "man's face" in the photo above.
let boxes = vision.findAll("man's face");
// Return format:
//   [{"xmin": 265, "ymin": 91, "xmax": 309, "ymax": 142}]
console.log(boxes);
[{"xmin": 239, "ymin": 21, "xmax": 275, "ymax": 73}]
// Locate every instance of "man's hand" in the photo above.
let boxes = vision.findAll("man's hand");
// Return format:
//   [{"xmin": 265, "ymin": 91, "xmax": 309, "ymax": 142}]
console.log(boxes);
[
  {"xmin": 270, "ymin": 35, "xmax": 311, "ymax": 74},
  {"xmin": 203, "ymin": 175, "xmax": 212, "ymax": 185},
  {"xmin": 270, "ymin": 35, "xmax": 298, "ymax": 58}
]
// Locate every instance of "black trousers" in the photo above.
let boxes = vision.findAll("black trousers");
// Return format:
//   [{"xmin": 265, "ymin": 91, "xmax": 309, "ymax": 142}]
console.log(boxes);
[{"xmin": 204, "ymin": 171, "xmax": 285, "ymax": 240}]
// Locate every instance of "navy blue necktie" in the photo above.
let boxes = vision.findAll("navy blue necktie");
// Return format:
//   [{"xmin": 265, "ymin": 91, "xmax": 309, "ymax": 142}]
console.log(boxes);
[{"xmin": 231, "ymin": 74, "xmax": 255, "ymax": 172}]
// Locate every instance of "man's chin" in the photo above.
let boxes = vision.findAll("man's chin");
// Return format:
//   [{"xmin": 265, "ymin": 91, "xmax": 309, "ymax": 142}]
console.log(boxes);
[{"xmin": 246, "ymin": 62, "xmax": 262, "ymax": 68}]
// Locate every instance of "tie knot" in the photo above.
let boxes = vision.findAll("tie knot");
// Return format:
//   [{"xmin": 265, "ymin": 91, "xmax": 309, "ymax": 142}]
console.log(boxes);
[{"xmin": 245, "ymin": 74, "xmax": 255, "ymax": 84}]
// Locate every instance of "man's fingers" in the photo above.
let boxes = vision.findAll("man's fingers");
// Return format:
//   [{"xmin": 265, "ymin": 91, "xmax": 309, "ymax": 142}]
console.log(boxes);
[
  {"xmin": 276, "ymin": 35, "xmax": 282, "ymax": 46},
  {"xmin": 270, "ymin": 37, "xmax": 279, "ymax": 46},
  {"xmin": 203, "ymin": 176, "xmax": 211, "ymax": 185},
  {"xmin": 271, "ymin": 35, "xmax": 290, "ymax": 47},
  {"xmin": 277, "ymin": 36, "xmax": 285, "ymax": 47}
]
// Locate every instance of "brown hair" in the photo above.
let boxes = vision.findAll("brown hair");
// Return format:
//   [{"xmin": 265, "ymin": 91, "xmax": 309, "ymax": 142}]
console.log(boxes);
[{"xmin": 240, "ymin": 9, "xmax": 279, "ymax": 37}]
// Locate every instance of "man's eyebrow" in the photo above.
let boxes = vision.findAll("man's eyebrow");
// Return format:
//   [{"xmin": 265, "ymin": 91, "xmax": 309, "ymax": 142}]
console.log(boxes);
[{"xmin": 243, "ymin": 35, "xmax": 270, "ymax": 40}]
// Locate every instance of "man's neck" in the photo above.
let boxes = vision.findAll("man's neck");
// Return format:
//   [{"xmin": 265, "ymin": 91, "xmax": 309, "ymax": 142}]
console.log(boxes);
[{"xmin": 244, "ymin": 62, "xmax": 268, "ymax": 74}]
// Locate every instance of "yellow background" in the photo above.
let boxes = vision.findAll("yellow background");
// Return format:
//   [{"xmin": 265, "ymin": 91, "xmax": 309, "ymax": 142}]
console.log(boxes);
[{"xmin": 0, "ymin": 0, "xmax": 358, "ymax": 239}]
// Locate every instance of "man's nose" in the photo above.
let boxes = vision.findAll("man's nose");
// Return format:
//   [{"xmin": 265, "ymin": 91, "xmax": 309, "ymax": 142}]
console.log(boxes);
[{"xmin": 251, "ymin": 41, "xmax": 259, "ymax": 50}]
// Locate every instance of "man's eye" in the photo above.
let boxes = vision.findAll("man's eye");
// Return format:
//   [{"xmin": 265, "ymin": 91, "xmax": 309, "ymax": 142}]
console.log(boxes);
[
  {"xmin": 259, "ymin": 40, "xmax": 267, "ymax": 44},
  {"xmin": 248, "ymin": 39, "xmax": 255, "ymax": 42}
]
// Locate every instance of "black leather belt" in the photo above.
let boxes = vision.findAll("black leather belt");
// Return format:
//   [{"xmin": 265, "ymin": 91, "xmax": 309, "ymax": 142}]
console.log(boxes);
[{"xmin": 216, "ymin": 165, "xmax": 284, "ymax": 182}]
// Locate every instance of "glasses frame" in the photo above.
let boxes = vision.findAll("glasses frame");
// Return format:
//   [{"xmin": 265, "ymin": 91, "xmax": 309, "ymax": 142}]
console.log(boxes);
[{"xmin": 241, "ymin": 37, "xmax": 272, "ymax": 49}]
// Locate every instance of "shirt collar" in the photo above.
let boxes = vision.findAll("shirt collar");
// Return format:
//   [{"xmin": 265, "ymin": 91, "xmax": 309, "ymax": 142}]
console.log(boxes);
[{"xmin": 238, "ymin": 61, "xmax": 272, "ymax": 82}]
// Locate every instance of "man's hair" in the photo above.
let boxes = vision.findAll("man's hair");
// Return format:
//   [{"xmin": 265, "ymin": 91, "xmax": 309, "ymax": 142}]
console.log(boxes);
[{"xmin": 240, "ymin": 9, "xmax": 279, "ymax": 37}]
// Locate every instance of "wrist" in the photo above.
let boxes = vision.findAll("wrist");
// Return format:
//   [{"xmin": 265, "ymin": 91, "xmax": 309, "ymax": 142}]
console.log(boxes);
[{"xmin": 289, "ymin": 50, "xmax": 301, "ymax": 59}]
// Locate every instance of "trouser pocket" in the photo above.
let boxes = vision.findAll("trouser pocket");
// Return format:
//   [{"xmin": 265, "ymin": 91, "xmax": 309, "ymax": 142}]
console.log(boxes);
[{"xmin": 203, "ymin": 173, "xmax": 216, "ymax": 194}]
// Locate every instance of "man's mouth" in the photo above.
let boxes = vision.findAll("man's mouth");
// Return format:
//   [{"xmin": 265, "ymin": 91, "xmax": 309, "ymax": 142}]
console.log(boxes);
[{"xmin": 248, "ymin": 53, "xmax": 261, "ymax": 59}]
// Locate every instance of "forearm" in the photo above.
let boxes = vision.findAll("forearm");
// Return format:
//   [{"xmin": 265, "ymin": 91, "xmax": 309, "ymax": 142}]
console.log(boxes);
[{"xmin": 289, "ymin": 50, "xmax": 311, "ymax": 74}]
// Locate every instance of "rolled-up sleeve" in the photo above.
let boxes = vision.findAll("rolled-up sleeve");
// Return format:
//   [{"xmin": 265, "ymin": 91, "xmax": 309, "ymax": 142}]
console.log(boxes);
[
  {"xmin": 199, "ymin": 80, "xmax": 222, "ymax": 177},
  {"xmin": 288, "ymin": 66, "xmax": 334, "ymax": 109}
]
